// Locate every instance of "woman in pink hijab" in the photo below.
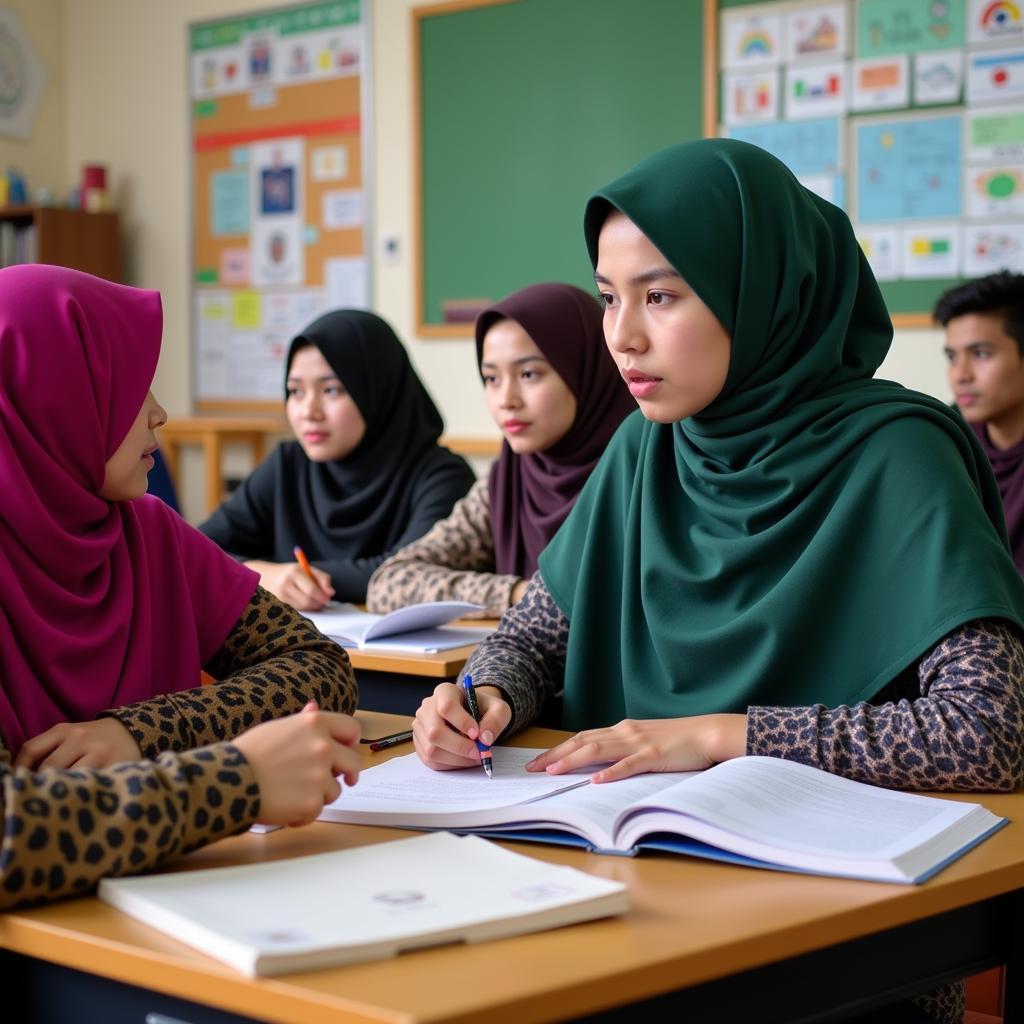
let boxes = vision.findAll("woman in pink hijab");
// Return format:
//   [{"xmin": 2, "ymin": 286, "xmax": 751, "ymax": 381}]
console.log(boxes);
[{"xmin": 0, "ymin": 265, "xmax": 360, "ymax": 909}]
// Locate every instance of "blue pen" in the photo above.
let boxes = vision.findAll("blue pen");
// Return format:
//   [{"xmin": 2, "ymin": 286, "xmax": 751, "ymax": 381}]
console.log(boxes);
[{"xmin": 462, "ymin": 674, "xmax": 493, "ymax": 778}]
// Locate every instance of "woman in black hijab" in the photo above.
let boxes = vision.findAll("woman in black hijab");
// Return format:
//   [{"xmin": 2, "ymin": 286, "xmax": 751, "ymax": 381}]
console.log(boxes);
[{"xmin": 199, "ymin": 310, "xmax": 476, "ymax": 608}]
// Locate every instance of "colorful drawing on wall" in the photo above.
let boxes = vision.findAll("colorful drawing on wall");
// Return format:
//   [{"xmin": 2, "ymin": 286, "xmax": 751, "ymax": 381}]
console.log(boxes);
[
  {"xmin": 785, "ymin": 3, "xmax": 847, "ymax": 61},
  {"xmin": 785, "ymin": 60, "xmax": 847, "ymax": 119},
  {"xmin": 900, "ymin": 222, "xmax": 960, "ymax": 276},
  {"xmin": 969, "ymin": 0, "xmax": 1024, "ymax": 44},
  {"xmin": 967, "ymin": 48, "xmax": 1024, "ymax": 105},
  {"xmin": 856, "ymin": 225, "xmax": 902, "ymax": 279},
  {"xmin": 723, "ymin": 68, "xmax": 780, "ymax": 124},
  {"xmin": 963, "ymin": 221, "xmax": 1024, "ymax": 273},
  {"xmin": 914, "ymin": 49, "xmax": 964, "ymax": 104},
  {"xmin": 967, "ymin": 164, "xmax": 1024, "ymax": 214},
  {"xmin": 721, "ymin": 10, "xmax": 783, "ymax": 69},
  {"xmin": 727, "ymin": 117, "xmax": 842, "ymax": 175},
  {"xmin": 856, "ymin": 114, "xmax": 962, "ymax": 222},
  {"xmin": 966, "ymin": 104, "xmax": 1024, "ymax": 161},
  {"xmin": 852, "ymin": 55, "xmax": 910, "ymax": 110},
  {"xmin": 857, "ymin": 0, "xmax": 966, "ymax": 59}
]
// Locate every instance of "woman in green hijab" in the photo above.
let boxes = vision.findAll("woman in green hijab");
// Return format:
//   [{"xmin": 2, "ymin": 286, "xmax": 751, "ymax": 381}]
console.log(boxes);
[{"xmin": 414, "ymin": 140, "xmax": 1024, "ymax": 807}]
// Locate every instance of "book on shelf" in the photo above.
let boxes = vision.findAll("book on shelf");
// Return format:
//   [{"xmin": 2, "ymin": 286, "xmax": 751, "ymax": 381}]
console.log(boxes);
[
  {"xmin": 302, "ymin": 600, "xmax": 492, "ymax": 652},
  {"xmin": 98, "ymin": 831, "xmax": 628, "ymax": 977},
  {"xmin": 318, "ymin": 749, "xmax": 1007, "ymax": 884}
]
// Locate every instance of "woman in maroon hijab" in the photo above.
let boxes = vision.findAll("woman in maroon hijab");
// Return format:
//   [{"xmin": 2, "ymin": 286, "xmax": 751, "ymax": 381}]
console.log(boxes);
[
  {"xmin": 0, "ymin": 265, "xmax": 360, "ymax": 909},
  {"xmin": 367, "ymin": 283, "xmax": 635, "ymax": 617}
]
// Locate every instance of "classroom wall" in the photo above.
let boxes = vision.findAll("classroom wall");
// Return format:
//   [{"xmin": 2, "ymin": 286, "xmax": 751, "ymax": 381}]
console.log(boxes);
[
  {"xmin": 0, "ymin": 0, "xmax": 66, "ymax": 199},
  {"xmin": 29, "ymin": 2, "xmax": 952, "ymax": 454}
]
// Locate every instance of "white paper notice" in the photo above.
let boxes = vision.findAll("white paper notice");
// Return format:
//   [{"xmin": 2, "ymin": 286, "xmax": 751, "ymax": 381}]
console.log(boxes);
[
  {"xmin": 852, "ymin": 56, "xmax": 909, "ymax": 112},
  {"xmin": 856, "ymin": 226, "xmax": 901, "ymax": 281},
  {"xmin": 323, "ymin": 189, "xmax": 364, "ymax": 230},
  {"xmin": 325, "ymin": 257, "xmax": 369, "ymax": 309},
  {"xmin": 914, "ymin": 50, "xmax": 963, "ymax": 106},
  {"xmin": 963, "ymin": 221, "xmax": 1024, "ymax": 275},
  {"xmin": 900, "ymin": 222, "xmax": 960, "ymax": 278}
]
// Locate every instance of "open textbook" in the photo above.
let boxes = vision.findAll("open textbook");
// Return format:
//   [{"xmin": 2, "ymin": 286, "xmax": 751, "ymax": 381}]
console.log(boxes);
[
  {"xmin": 302, "ymin": 600, "xmax": 492, "ymax": 652},
  {"xmin": 98, "ymin": 832, "xmax": 628, "ymax": 977},
  {"xmin": 318, "ymin": 749, "xmax": 1007, "ymax": 884}
]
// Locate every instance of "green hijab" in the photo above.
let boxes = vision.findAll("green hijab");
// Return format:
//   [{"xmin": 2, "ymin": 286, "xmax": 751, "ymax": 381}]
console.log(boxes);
[{"xmin": 539, "ymin": 138, "xmax": 1024, "ymax": 731}]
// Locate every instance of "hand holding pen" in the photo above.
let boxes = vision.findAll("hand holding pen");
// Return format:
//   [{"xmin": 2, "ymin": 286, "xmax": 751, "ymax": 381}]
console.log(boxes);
[
  {"xmin": 410, "ymin": 677, "xmax": 511, "ymax": 773},
  {"xmin": 462, "ymin": 675, "xmax": 493, "ymax": 778},
  {"xmin": 291, "ymin": 545, "xmax": 335, "ymax": 609}
]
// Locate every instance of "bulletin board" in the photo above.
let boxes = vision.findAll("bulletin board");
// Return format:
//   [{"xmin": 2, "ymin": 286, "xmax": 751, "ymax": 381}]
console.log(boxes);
[
  {"xmin": 718, "ymin": 0, "xmax": 1024, "ymax": 326},
  {"xmin": 189, "ymin": 1, "xmax": 370, "ymax": 411},
  {"xmin": 413, "ymin": 0, "xmax": 711, "ymax": 336}
]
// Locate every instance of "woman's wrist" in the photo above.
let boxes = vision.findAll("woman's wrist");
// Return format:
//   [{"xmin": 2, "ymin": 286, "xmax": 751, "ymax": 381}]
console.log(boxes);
[{"xmin": 706, "ymin": 713, "xmax": 748, "ymax": 764}]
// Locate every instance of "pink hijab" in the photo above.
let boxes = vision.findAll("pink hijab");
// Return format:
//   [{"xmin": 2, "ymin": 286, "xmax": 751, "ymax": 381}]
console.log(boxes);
[{"xmin": 0, "ymin": 265, "xmax": 258, "ymax": 756}]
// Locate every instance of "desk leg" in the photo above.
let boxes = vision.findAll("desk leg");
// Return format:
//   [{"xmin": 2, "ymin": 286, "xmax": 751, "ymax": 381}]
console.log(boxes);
[{"xmin": 1005, "ymin": 890, "xmax": 1024, "ymax": 1024}]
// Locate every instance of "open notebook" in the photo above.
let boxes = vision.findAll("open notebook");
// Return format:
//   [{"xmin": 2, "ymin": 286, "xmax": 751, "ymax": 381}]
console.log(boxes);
[
  {"xmin": 318, "ymin": 749, "xmax": 1007, "ymax": 884},
  {"xmin": 302, "ymin": 601, "xmax": 493, "ymax": 652},
  {"xmin": 98, "ymin": 832, "xmax": 628, "ymax": 976}
]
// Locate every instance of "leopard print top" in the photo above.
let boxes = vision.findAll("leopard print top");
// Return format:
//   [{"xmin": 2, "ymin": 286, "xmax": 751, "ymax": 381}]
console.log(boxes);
[
  {"xmin": 464, "ymin": 574, "xmax": 1024, "ymax": 1024},
  {"xmin": 366, "ymin": 478, "xmax": 523, "ymax": 617},
  {"xmin": 0, "ymin": 586, "xmax": 355, "ymax": 909},
  {"xmin": 471, "ymin": 575, "xmax": 1024, "ymax": 791}
]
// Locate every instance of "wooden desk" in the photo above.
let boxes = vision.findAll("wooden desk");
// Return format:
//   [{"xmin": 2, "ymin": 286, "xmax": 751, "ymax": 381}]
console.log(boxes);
[
  {"xmin": 158, "ymin": 416, "xmax": 289, "ymax": 518},
  {"xmin": 349, "ymin": 620, "xmax": 499, "ymax": 715},
  {"xmin": 2, "ymin": 711, "xmax": 1022, "ymax": 1024}
]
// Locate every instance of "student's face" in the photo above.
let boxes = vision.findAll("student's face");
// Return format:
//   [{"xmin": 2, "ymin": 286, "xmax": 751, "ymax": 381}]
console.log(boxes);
[
  {"xmin": 99, "ymin": 390, "xmax": 167, "ymax": 501},
  {"xmin": 480, "ymin": 319, "xmax": 577, "ymax": 454},
  {"xmin": 944, "ymin": 313, "xmax": 1024, "ymax": 426},
  {"xmin": 286, "ymin": 344, "xmax": 367, "ymax": 462},
  {"xmin": 595, "ymin": 212, "xmax": 731, "ymax": 424}
]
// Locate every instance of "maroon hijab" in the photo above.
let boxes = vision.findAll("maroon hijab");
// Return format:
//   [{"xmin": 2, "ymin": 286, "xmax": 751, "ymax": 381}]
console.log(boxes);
[
  {"xmin": 475, "ymin": 283, "xmax": 635, "ymax": 577},
  {"xmin": 971, "ymin": 421, "xmax": 1024, "ymax": 573},
  {"xmin": 0, "ymin": 265, "xmax": 257, "ymax": 756}
]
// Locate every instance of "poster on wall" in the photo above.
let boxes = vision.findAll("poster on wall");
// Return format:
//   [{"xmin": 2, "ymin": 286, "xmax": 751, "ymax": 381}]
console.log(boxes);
[
  {"xmin": 0, "ymin": 8, "xmax": 47, "ymax": 139},
  {"xmin": 190, "ymin": 1, "xmax": 370, "ymax": 406}
]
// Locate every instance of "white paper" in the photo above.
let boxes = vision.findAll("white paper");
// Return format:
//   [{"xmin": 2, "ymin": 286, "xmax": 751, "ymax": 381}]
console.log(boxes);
[
  {"xmin": 250, "ymin": 138, "xmax": 305, "ymax": 287},
  {"xmin": 322, "ymin": 188, "xmax": 364, "ymax": 229},
  {"xmin": 303, "ymin": 600, "xmax": 490, "ymax": 651},
  {"xmin": 784, "ymin": 3, "xmax": 846, "ymax": 62},
  {"xmin": 969, "ymin": 0, "xmax": 1024, "ymax": 46},
  {"xmin": 966, "ymin": 164, "xmax": 1024, "ymax": 217},
  {"xmin": 967, "ymin": 47, "xmax": 1024, "ymax": 106},
  {"xmin": 721, "ymin": 9, "xmax": 783, "ymax": 69},
  {"xmin": 325, "ymin": 257, "xmax": 370, "ymax": 309}
]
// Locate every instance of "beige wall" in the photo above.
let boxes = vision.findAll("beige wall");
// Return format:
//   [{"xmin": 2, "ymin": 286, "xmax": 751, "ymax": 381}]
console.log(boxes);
[
  {"xmin": 0, "ymin": 0, "xmax": 66, "ymax": 198},
  {"xmin": 23, "ymin": 2, "xmax": 954, "ymax": 442}
]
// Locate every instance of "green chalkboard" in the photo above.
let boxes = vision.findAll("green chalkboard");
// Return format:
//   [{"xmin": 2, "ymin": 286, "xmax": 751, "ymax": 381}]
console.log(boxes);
[{"xmin": 415, "ymin": 0, "xmax": 704, "ymax": 331}]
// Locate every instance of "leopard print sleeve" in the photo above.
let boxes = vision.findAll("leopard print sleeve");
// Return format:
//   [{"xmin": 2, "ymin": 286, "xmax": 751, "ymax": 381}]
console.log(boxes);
[
  {"xmin": 366, "ymin": 478, "xmax": 523, "ymax": 617},
  {"xmin": 0, "ymin": 738, "xmax": 259, "ymax": 909},
  {"xmin": 459, "ymin": 572, "xmax": 568, "ymax": 736},
  {"xmin": 748, "ymin": 618, "xmax": 1024, "ymax": 791},
  {"xmin": 105, "ymin": 587, "xmax": 356, "ymax": 759}
]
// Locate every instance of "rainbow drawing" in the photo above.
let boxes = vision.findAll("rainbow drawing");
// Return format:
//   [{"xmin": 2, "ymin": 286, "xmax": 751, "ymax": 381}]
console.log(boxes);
[
  {"xmin": 980, "ymin": 0, "xmax": 1023, "ymax": 31},
  {"xmin": 739, "ymin": 30, "xmax": 775, "ymax": 59}
]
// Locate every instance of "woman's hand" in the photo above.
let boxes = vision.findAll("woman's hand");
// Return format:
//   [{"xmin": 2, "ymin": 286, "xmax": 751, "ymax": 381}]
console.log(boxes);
[
  {"xmin": 526, "ymin": 714, "xmax": 747, "ymax": 783},
  {"xmin": 245, "ymin": 559, "xmax": 334, "ymax": 610},
  {"xmin": 413, "ymin": 681, "xmax": 511, "ymax": 771},
  {"xmin": 15, "ymin": 718, "xmax": 143, "ymax": 770},
  {"xmin": 235, "ymin": 702, "xmax": 361, "ymax": 827}
]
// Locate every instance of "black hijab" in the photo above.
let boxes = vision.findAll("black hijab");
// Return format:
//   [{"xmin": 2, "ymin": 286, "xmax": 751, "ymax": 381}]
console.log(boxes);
[
  {"xmin": 281, "ymin": 309, "xmax": 451, "ymax": 552},
  {"xmin": 200, "ymin": 309, "xmax": 477, "ymax": 600}
]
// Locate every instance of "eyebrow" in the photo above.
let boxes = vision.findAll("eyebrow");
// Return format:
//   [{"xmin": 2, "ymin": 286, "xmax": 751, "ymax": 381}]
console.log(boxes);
[
  {"xmin": 286, "ymin": 374, "xmax": 342, "ymax": 384},
  {"xmin": 480, "ymin": 355, "xmax": 550, "ymax": 369},
  {"xmin": 593, "ymin": 267, "xmax": 683, "ymax": 286}
]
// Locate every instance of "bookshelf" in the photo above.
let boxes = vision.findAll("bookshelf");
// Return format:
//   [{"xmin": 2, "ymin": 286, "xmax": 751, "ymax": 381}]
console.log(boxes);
[{"xmin": 0, "ymin": 205, "xmax": 121, "ymax": 282}]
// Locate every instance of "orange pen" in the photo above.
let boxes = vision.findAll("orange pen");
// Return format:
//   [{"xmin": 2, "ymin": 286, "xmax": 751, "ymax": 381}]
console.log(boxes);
[{"xmin": 293, "ymin": 545, "xmax": 317, "ymax": 586}]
